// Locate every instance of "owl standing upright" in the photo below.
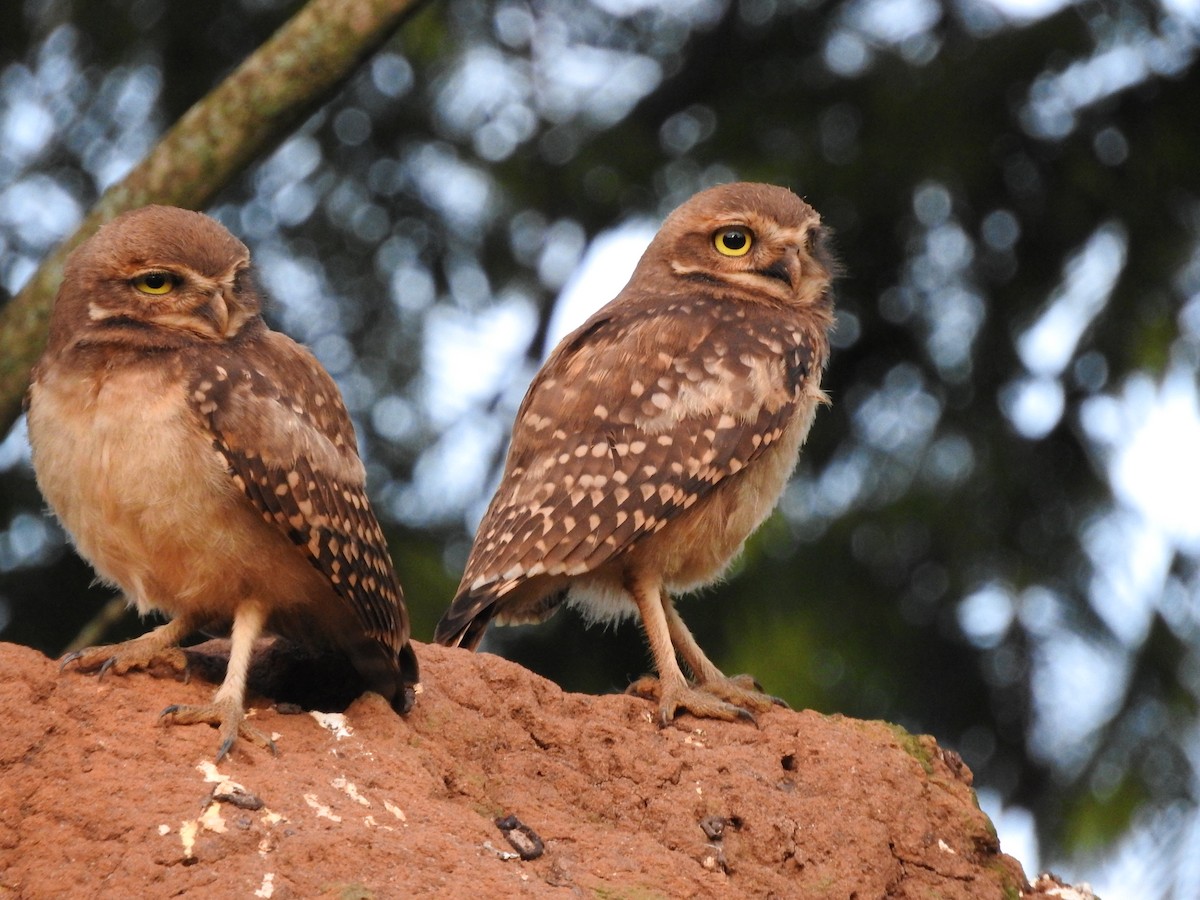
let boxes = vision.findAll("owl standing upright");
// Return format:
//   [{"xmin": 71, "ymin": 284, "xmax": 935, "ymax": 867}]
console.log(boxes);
[
  {"xmin": 26, "ymin": 205, "xmax": 419, "ymax": 760},
  {"xmin": 435, "ymin": 182, "xmax": 836, "ymax": 724}
]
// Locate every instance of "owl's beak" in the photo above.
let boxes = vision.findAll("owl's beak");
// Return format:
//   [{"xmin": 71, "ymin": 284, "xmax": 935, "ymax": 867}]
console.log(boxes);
[
  {"xmin": 758, "ymin": 250, "xmax": 804, "ymax": 290},
  {"xmin": 201, "ymin": 290, "xmax": 231, "ymax": 336}
]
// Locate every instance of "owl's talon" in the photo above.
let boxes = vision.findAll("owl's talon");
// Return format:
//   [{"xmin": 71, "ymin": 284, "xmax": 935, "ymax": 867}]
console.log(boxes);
[
  {"xmin": 727, "ymin": 673, "xmax": 789, "ymax": 707},
  {"xmin": 58, "ymin": 629, "xmax": 191, "ymax": 685},
  {"xmin": 215, "ymin": 734, "xmax": 237, "ymax": 764},
  {"xmin": 160, "ymin": 699, "xmax": 275, "ymax": 761},
  {"xmin": 735, "ymin": 707, "xmax": 760, "ymax": 726},
  {"xmin": 629, "ymin": 675, "xmax": 764, "ymax": 725},
  {"xmin": 665, "ymin": 687, "xmax": 759, "ymax": 726}
]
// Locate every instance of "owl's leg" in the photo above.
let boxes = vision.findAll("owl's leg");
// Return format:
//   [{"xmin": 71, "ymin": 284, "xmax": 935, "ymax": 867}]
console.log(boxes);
[
  {"xmin": 663, "ymin": 599, "xmax": 787, "ymax": 714},
  {"xmin": 160, "ymin": 602, "xmax": 275, "ymax": 762},
  {"xmin": 625, "ymin": 570, "xmax": 755, "ymax": 726},
  {"xmin": 60, "ymin": 612, "xmax": 192, "ymax": 679}
]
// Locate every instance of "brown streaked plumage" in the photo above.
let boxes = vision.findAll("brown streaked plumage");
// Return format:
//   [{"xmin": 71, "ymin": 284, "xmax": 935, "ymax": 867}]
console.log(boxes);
[
  {"xmin": 26, "ymin": 205, "xmax": 418, "ymax": 761},
  {"xmin": 434, "ymin": 182, "xmax": 836, "ymax": 725}
]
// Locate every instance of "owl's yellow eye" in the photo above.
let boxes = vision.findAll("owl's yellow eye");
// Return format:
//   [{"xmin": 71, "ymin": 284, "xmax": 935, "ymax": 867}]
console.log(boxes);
[
  {"xmin": 132, "ymin": 272, "xmax": 176, "ymax": 295},
  {"xmin": 713, "ymin": 227, "xmax": 752, "ymax": 257}
]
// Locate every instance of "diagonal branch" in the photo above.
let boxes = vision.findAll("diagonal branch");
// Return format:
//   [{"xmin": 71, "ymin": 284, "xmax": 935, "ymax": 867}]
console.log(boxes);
[{"xmin": 0, "ymin": 0, "xmax": 429, "ymax": 436}]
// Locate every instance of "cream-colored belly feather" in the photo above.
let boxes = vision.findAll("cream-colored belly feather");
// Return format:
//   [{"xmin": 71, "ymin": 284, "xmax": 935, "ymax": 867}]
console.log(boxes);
[{"xmin": 28, "ymin": 364, "xmax": 322, "ymax": 623}]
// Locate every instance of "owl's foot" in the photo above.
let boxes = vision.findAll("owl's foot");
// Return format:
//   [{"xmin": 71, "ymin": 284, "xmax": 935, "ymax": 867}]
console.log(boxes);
[
  {"xmin": 627, "ymin": 675, "xmax": 767, "ymax": 727},
  {"xmin": 698, "ymin": 672, "xmax": 789, "ymax": 712},
  {"xmin": 160, "ymin": 697, "xmax": 276, "ymax": 763},
  {"xmin": 60, "ymin": 633, "xmax": 189, "ymax": 682}
]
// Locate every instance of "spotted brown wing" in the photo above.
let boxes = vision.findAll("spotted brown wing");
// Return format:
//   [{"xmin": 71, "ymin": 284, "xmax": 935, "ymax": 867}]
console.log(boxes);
[{"xmin": 188, "ymin": 330, "xmax": 417, "ymax": 707}]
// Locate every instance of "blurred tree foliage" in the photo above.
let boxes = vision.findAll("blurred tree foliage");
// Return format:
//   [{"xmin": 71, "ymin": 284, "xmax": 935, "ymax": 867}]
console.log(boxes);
[{"xmin": 1, "ymin": 0, "xmax": 1198, "ymax": 891}]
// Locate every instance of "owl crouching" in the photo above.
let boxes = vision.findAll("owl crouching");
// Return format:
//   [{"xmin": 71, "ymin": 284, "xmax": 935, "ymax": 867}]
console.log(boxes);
[
  {"xmin": 435, "ymin": 182, "xmax": 836, "ymax": 725},
  {"xmin": 26, "ymin": 205, "xmax": 418, "ymax": 761}
]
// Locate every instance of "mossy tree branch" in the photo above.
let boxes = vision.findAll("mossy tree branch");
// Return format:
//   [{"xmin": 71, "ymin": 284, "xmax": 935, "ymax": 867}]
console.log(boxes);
[{"xmin": 0, "ymin": 0, "xmax": 428, "ymax": 436}]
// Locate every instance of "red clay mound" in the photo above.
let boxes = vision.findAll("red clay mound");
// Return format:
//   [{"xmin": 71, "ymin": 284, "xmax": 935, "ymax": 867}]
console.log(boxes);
[{"xmin": 0, "ymin": 639, "xmax": 1084, "ymax": 898}]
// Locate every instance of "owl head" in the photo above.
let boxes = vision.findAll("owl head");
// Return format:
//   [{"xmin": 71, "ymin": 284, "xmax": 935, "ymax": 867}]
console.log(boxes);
[
  {"xmin": 46, "ymin": 205, "xmax": 263, "ymax": 357},
  {"xmin": 631, "ymin": 182, "xmax": 835, "ymax": 313}
]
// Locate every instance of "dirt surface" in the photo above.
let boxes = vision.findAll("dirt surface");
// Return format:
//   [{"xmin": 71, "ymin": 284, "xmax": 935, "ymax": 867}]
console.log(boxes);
[{"xmin": 0, "ymin": 638, "xmax": 1084, "ymax": 898}]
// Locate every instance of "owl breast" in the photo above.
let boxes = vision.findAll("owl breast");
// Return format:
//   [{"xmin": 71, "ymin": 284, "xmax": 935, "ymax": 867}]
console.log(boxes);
[
  {"xmin": 27, "ymin": 359, "xmax": 325, "ymax": 622},
  {"xmin": 660, "ymin": 401, "xmax": 816, "ymax": 591}
]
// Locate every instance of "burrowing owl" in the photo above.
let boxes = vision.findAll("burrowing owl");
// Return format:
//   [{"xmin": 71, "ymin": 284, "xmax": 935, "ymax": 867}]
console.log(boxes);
[
  {"xmin": 435, "ymin": 183, "xmax": 835, "ymax": 725},
  {"xmin": 26, "ymin": 205, "xmax": 418, "ymax": 760}
]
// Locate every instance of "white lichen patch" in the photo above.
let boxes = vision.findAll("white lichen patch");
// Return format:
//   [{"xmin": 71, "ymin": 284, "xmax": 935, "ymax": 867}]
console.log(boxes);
[
  {"xmin": 157, "ymin": 824, "xmax": 170, "ymax": 836},
  {"xmin": 482, "ymin": 841, "xmax": 520, "ymax": 861},
  {"xmin": 198, "ymin": 801, "xmax": 227, "ymax": 834},
  {"xmin": 383, "ymin": 800, "xmax": 407, "ymax": 823},
  {"xmin": 331, "ymin": 775, "xmax": 370, "ymax": 807},
  {"xmin": 309, "ymin": 711, "xmax": 354, "ymax": 740},
  {"xmin": 196, "ymin": 759, "xmax": 250, "ymax": 796},
  {"xmin": 254, "ymin": 872, "xmax": 275, "ymax": 898},
  {"xmin": 303, "ymin": 793, "xmax": 342, "ymax": 822},
  {"xmin": 937, "ymin": 839, "xmax": 956, "ymax": 854},
  {"xmin": 177, "ymin": 799, "xmax": 229, "ymax": 859},
  {"xmin": 196, "ymin": 760, "xmax": 228, "ymax": 783},
  {"xmin": 179, "ymin": 820, "xmax": 199, "ymax": 859}
]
